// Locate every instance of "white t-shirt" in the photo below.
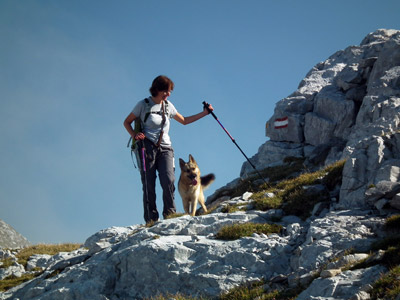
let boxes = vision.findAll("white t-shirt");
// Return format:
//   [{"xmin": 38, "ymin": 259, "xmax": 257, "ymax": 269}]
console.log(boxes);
[{"xmin": 132, "ymin": 97, "xmax": 178, "ymax": 147}]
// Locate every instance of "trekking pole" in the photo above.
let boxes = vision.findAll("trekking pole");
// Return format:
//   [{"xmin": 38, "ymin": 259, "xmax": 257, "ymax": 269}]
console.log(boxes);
[
  {"xmin": 203, "ymin": 101, "xmax": 268, "ymax": 185},
  {"xmin": 139, "ymin": 140, "xmax": 150, "ymax": 220}
]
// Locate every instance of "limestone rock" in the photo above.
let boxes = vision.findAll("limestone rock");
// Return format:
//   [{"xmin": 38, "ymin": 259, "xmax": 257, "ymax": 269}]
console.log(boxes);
[
  {"xmin": 296, "ymin": 265, "xmax": 387, "ymax": 300},
  {"xmin": 241, "ymin": 28, "xmax": 400, "ymax": 213},
  {"xmin": 0, "ymin": 219, "xmax": 30, "ymax": 249}
]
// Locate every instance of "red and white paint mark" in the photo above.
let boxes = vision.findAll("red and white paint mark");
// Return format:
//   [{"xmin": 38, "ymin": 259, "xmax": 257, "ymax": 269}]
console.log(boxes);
[{"xmin": 274, "ymin": 117, "xmax": 289, "ymax": 129}]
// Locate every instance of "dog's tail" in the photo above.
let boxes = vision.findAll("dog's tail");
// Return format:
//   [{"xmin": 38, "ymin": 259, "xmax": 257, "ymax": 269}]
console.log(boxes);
[{"xmin": 201, "ymin": 173, "xmax": 215, "ymax": 190}]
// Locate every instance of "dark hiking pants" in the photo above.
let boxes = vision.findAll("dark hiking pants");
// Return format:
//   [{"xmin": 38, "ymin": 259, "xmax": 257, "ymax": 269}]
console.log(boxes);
[{"xmin": 140, "ymin": 139, "xmax": 176, "ymax": 223}]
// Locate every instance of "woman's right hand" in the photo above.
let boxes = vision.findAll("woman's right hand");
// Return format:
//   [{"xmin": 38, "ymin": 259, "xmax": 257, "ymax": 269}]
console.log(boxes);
[{"xmin": 134, "ymin": 132, "xmax": 145, "ymax": 140}]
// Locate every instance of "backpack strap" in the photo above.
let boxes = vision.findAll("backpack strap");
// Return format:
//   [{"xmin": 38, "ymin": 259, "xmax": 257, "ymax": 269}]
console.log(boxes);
[
  {"xmin": 143, "ymin": 98, "xmax": 152, "ymax": 123},
  {"xmin": 143, "ymin": 99, "xmax": 170, "ymax": 123},
  {"xmin": 141, "ymin": 98, "xmax": 169, "ymax": 147},
  {"xmin": 154, "ymin": 101, "xmax": 167, "ymax": 147}
]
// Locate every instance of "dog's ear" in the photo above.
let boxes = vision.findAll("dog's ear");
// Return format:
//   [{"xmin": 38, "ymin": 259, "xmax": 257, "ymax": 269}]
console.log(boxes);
[
  {"xmin": 179, "ymin": 158, "xmax": 185, "ymax": 169},
  {"xmin": 189, "ymin": 154, "xmax": 196, "ymax": 164}
]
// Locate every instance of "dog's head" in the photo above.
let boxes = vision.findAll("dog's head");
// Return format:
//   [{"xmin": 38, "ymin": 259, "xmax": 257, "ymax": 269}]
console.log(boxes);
[{"xmin": 179, "ymin": 154, "xmax": 200, "ymax": 186}]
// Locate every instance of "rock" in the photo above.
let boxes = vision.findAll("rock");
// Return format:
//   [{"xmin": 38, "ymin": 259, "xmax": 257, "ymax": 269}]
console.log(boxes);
[
  {"xmin": 240, "ymin": 141, "xmax": 304, "ymax": 177},
  {"xmin": 0, "ymin": 219, "xmax": 31, "ymax": 249},
  {"xmin": 390, "ymin": 193, "xmax": 400, "ymax": 209},
  {"xmin": 2, "ymin": 213, "xmax": 293, "ymax": 299},
  {"xmin": 0, "ymin": 262, "xmax": 25, "ymax": 280},
  {"xmin": 0, "ymin": 249, "xmax": 15, "ymax": 260},
  {"xmin": 349, "ymin": 290, "xmax": 371, "ymax": 300},
  {"xmin": 295, "ymin": 210, "xmax": 381, "ymax": 271},
  {"xmin": 326, "ymin": 253, "xmax": 369, "ymax": 269},
  {"xmin": 26, "ymin": 254, "xmax": 52, "ymax": 271},
  {"xmin": 296, "ymin": 265, "xmax": 387, "ymax": 300},
  {"xmin": 320, "ymin": 268, "xmax": 342, "ymax": 278}
]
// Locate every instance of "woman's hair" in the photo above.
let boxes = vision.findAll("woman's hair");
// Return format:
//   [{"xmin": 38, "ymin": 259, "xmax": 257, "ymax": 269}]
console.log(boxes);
[{"xmin": 149, "ymin": 75, "xmax": 174, "ymax": 97}]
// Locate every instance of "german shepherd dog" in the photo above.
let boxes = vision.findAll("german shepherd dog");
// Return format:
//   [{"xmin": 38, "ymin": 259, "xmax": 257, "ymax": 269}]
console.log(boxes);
[{"xmin": 178, "ymin": 155, "xmax": 215, "ymax": 216}]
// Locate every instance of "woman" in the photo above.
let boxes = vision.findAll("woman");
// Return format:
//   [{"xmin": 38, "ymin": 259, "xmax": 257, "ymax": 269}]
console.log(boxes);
[{"xmin": 123, "ymin": 75, "xmax": 213, "ymax": 224}]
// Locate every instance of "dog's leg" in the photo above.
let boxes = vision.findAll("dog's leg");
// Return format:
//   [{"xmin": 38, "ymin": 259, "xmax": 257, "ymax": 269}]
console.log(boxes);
[
  {"xmin": 198, "ymin": 194, "xmax": 208, "ymax": 213},
  {"xmin": 183, "ymin": 198, "xmax": 190, "ymax": 215},
  {"xmin": 191, "ymin": 197, "xmax": 198, "ymax": 216}
]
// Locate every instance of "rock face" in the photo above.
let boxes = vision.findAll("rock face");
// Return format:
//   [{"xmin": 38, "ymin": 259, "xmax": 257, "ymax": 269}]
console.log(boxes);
[
  {"xmin": 1, "ymin": 29, "xmax": 400, "ymax": 300},
  {"xmin": 0, "ymin": 219, "xmax": 30, "ymax": 249},
  {"xmin": 242, "ymin": 29, "xmax": 400, "ymax": 213}
]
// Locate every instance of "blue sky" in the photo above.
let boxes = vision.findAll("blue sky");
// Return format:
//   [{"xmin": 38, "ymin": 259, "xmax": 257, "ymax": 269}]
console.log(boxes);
[{"xmin": 1, "ymin": 0, "xmax": 399, "ymax": 244}]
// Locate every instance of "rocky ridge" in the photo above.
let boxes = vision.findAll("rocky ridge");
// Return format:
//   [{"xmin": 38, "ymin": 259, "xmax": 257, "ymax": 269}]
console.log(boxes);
[{"xmin": 1, "ymin": 29, "xmax": 400, "ymax": 300}]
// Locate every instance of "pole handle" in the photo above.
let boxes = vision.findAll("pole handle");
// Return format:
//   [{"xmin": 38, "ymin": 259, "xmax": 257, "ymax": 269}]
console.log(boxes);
[
  {"xmin": 202, "ymin": 101, "xmax": 211, "ymax": 112},
  {"xmin": 203, "ymin": 101, "xmax": 217, "ymax": 120}
]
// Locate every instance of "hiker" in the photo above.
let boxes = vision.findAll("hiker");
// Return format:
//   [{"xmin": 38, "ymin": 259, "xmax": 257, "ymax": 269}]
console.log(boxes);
[{"xmin": 123, "ymin": 75, "xmax": 214, "ymax": 224}]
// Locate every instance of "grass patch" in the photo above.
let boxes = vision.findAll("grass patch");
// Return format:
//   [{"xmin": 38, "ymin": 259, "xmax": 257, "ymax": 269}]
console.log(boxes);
[
  {"xmin": 219, "ymin": 279, "xmax": 301, "ymax": 300},
  {"xmin": 165, "ymin": 212, "xmax": 186, "ymax": 219},
  {"xmin": 0, "ymin": 273, "xmax": 39, "ymax": 292},
  {"xmin": 0, "ymin": 243, "xmax": 81, "ymax": 292},
  {"xmin": 145, "ymin": 293, "xmax": 209, "ymax": 300},
  {"xmin": 380, "ymin": 245, "xmax": 400, "ymax": 269},
  {"xmin": 281, "ymin": 185, "xmax": 329, "ymax": 219},
  {"xmin": 385, "ymin": 214, "xmax": 400, "ymax": 231},
  {"xmin": 211, "ymin": 157, "xmax": 307, "ymax": 201},
  {"xmin": 221, "ymin": 203, "xmax": 248, "ymax": 213},
  {"xmin": 216, "ymin": 223, "xmax": 283, "ymax": 240},
  {"xmin": 371, "ymin": 236, "xmax": 400, "ymax": 252},
  {"xmin": 219, "ymin": 280, "xmax": 265, "ymax": 300},
  {"xmin": 15, "ymin": 243, "xmax": 81, "ymax": 268},
  {"xmin": 0, "ymin": 257, "xmax": 14, "ymax": 269},
  {"xmin": 265, "ymin": 156, "xmax": 307, "ymax": 183},
  {"xmin": 321, "ymin": 160, "xmax": 345, "ymax": 190},
  {"xmin": 370, "ymin": 265, "xmax": 400, "ymax": 300},
  {"xmin": 251, "ymin": 160, "xmax": 344, "ymax": 219},
  {"xmin": 351, "ymin": 237, "xmax": 400, "ymax": 272},
  {"xmin": 252, "ymin": 191, "xmax": 282, "ymax": 211}
]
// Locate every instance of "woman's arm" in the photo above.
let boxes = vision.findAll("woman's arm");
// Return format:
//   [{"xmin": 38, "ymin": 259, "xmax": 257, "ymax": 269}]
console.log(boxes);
[
  {"xmin": 123, "ymin": 113, "xmax": 145, "ymax": 140},
  {"xmin": 173, "ymin": 104, "xmax": 214, "ymax": 125}
]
